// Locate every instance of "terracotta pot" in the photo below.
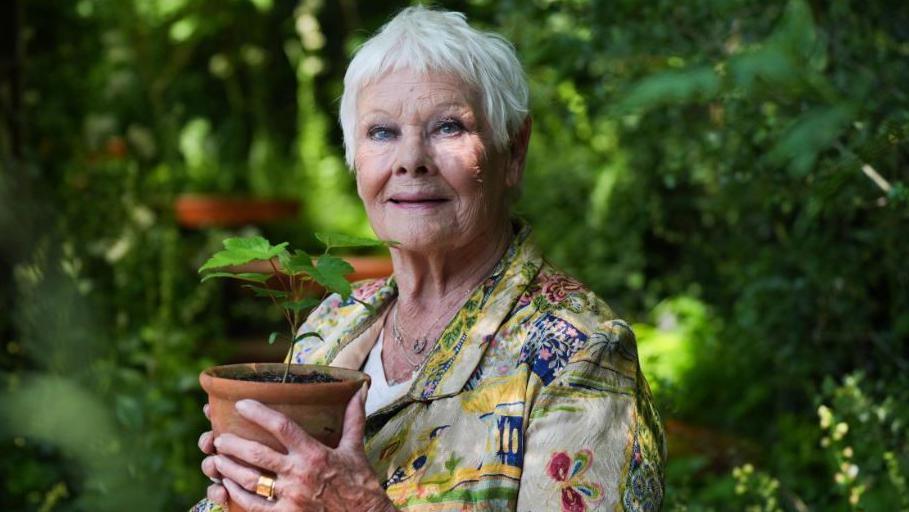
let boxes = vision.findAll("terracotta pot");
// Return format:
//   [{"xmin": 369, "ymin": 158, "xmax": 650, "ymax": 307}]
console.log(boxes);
[
  {"xmin": 200, "ymin": 363, "xmax": 370, "ymax": 511},
  {"xmin": 175, "ymin": 194, "xmax": 300, "ymax": 228}
]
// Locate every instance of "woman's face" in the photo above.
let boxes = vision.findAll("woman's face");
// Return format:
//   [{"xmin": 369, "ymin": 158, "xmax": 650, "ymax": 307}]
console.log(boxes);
[{"xmin": 353, "ymin": 68, "xmax": 521, "ymax": 255}]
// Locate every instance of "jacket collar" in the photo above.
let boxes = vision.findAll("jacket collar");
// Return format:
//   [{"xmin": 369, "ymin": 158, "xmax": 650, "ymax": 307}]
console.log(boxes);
[{"xmin": 319, "ymin": 221, "xmax": 543, "ymax": 402}]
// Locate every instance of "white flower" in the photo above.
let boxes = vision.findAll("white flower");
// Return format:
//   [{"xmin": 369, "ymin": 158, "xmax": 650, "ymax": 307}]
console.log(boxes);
[{"xmin": 818, "ymin": 405, "xmax": 833, "ymax": 429}]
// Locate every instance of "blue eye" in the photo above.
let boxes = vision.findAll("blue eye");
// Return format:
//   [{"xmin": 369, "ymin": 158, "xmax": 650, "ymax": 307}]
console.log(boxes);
[
  {"xmin": 437, "ymin": 119, "xmax": 464, "ymax": 136},
  {"xmin": 368, "ymin": 126, "xmax": 396, "ymax": 141}
]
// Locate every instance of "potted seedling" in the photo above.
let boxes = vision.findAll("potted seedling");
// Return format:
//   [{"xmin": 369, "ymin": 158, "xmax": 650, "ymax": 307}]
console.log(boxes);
[{"xmin": 197, "ymin": 233, "xmax": 390, "ymax": 469}]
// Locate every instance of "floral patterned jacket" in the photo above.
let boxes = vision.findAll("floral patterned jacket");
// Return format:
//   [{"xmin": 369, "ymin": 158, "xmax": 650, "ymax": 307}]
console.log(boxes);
[{"xmin": 192, "ymin": 223, "xmax": 665, "ymax": 512}]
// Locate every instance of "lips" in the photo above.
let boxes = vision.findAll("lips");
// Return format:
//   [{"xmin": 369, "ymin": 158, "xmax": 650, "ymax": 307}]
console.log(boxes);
[{"xmin": 387, "ymin": 193, "xmax": 449, "ymax": 205}]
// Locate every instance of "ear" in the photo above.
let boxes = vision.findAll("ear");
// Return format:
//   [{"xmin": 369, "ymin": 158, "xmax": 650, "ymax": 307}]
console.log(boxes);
[{"xmin": 505, "ymin": 116, "xmax": 532, "ymax": 189}]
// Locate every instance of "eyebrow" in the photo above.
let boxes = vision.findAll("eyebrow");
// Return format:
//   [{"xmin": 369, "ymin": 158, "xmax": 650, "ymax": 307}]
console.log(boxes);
[
  {"xmin": 431, "ymin": 101, "xmax": 472, "ymax": 111},
  {"xmin": 360, "ymin": 109, "xmax": 396, "ymax": 119},
  {"xmin": 360, "ymin": 101, "xmax": 472, "ymax": 119}
]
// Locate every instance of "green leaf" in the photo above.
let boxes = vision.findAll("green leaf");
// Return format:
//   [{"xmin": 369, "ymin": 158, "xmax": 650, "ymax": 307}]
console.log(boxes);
[
  {"xmin": 241, "ymin": 285, "xmax": 288, "ymax": 299},
  {"xmin": 115, "ymin": 394, "xmax": 143, "ymax": 429},
  {"xmin": 280, "ymin": 250, "xmax": 316, "ymax": 275},
  {"xmin": 293, "ymin": 331, "xmax": 324, "ymax": 343},
  {"xmin": 280, "ymin": 298, "xmax": 321, "ymax": 313},
  {"xmin": 315, "ymin": 232, "xmax": 393, "ymax": 250},
  {"xmin": 310, "ymin": 254, "xmax": 354, "ymax": 298},
  {"xmin": 619, "ymin": 66, "xmax": 720, "ymax": 112},
  {"xmin": 200, "ymin": 272, "xmax": 272, "ymax": 283},
  {"xmin": 199, "ymin": 236, "xmax": 289, "ymax": 272},
  {"xmin": 767, "ymin": 105, "xmax": 854, "ymax": 176},
  {"xmin": 268, "ymin": 332, "xmax": 280, "ymax": 345}
]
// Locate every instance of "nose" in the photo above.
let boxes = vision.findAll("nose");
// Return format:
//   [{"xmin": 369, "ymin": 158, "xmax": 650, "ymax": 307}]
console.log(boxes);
[{"xmin": 393, "ymin": 131, "xmax": 433, "ymax": 176}]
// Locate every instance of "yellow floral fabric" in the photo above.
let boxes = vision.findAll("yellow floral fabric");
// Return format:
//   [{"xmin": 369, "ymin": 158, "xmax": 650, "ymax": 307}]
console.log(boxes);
[{"xmin": 192, "ymin": 223, "xmax": 665, "ymax": 511}]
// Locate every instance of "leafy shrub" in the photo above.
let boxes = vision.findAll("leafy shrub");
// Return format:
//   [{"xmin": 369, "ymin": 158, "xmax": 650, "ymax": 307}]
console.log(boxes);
[{"xmin": 2, "ymin": 0, "xmax": 907, "ymax": 509}]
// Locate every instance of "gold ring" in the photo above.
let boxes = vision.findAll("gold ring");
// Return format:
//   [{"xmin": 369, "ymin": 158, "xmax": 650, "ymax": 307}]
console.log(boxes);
[{"xmin": 255, "ymin": 474, "xmax": 277, "ymax": 501}]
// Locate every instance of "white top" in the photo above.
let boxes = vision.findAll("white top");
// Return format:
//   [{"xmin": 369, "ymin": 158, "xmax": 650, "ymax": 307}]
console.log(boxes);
[{"xmin": 362, "ymin": 330, "xmax": 415, "ymax": 416}]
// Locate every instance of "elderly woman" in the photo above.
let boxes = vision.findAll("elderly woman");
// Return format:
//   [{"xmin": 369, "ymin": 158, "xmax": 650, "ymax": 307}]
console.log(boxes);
[{"xmin": 194, "ymin": 6, "xmax": 665, "ymax": 512}]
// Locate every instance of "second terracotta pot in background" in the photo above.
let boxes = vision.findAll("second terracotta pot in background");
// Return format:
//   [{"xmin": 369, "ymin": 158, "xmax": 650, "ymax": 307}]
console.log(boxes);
[{"xmin": 174, "ymin": 194, "xmax": 300, "ymax": 229}]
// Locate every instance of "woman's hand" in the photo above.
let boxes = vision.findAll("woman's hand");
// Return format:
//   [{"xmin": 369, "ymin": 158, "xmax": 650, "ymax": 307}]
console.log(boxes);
[
  {"xmin": 207, "ymin": 385, "xmax": 396, "ymax": 512},
  {"xmin": 199, "ymin": 404, "xmax": 230, "ymax": 504}
]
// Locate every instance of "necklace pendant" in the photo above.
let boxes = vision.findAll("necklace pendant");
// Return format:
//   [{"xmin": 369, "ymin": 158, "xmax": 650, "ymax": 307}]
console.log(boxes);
[{"xmin": 412, "ymin": 337, "xmax": 427, "ymax": 354}]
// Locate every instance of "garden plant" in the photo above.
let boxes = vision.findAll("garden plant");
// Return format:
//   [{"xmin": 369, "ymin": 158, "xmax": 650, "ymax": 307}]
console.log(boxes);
[
  {"xmin": 2, "ymin": 0, "xmax": 906, "ymax": 510},
  {"xmin": 198, "ymin": 233, "xmax": 389, "ymax": 382}
]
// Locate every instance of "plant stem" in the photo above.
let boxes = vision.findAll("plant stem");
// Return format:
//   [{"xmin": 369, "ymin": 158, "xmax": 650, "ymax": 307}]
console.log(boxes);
[
  {"xmin": 283, "ymin": 346, "xmax": 293, "ymax": 383},
  {"xmin": 268, "ymin": 258, "xmax": 297, "ymax": 383},
  {"xmin": 266, "ymin": 259, "xmax": 295, "ymax": 329}
]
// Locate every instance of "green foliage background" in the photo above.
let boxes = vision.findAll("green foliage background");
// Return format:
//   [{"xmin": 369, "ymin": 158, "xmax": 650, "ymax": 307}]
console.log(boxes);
[{"xmin": 1, "ymin": 0, "xmax": 907, "ymax": 510}]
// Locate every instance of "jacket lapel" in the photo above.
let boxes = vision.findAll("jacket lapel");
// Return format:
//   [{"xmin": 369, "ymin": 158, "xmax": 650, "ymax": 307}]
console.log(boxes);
[
  {"xmin": 312, "ymin": 222, "xmax": 543, "ymax": 403},
  {"xmin": 408, "ymin": 224, "xmax": 543, "ymax": 400},
  {"xmin": 297, "ymin": 277, "xmax": 396, "ymax": 366}
]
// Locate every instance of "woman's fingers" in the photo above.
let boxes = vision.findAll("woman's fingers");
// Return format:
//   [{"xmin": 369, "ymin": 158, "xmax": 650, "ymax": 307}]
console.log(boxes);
[
  {"xmin": 206, "ymin": 482, "xmax": 228, "ymax": 507},
  {"xmin": 198, "ymin": 431, "xmax": 215, "ymax": 455},
  {"xmin": 202, "ymin": 404, "xmax": 223, "ymax": 506},
  {"xmin": 213, "ymin": 433, "xmax": 288, "ymax": 474},
  {"xmin": 214, "ymin": 455, "xmax": 268, "ymax": 493},
  {"xmin": 339, "ymin": 384, "xmax": 369, "ymax": 451},
  {"xmin": 234, "ymin": 399, "xmax": 318, "ymax": 456},
  {"xmin": 201, "ymin": 456, "xmax": 222, "ymax": 480},
  {"xmin": 222, "ymin": 478, "xmax": 276, "ymax": 512}
]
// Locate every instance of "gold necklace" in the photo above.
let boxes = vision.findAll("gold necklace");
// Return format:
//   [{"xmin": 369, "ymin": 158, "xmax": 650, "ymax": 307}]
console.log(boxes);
[
  {"xmin": 387, "ymin": 230, "xmax": 512, "ymax": 375},
  {"xmin": 390, "ymin": 281, "xmax": 479, "ymax": 368},
  {"xmin": 391, "ymin": 303, "xmax": 428, "ymax": 367}
]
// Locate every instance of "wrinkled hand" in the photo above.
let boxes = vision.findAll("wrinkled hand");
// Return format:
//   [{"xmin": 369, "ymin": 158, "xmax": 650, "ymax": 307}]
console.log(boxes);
[
  {"xmin": 201, "ymin": 385, "xmax": 396, "ymax": 512},
  {"xmin": 198, "ymin": 403, "xmax": 227, "ymax": 502}
]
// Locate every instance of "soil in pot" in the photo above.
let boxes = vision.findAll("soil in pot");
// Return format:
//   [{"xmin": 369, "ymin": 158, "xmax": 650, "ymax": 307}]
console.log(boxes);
[{"xmin": 231, "ymin": 371, "xmax": 340, "ymax": 384}]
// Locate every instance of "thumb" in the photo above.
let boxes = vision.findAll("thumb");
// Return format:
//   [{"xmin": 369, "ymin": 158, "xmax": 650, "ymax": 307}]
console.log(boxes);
[{"xmin": 339, "ymin": 383, "xmax": 368, "ymax": 450}]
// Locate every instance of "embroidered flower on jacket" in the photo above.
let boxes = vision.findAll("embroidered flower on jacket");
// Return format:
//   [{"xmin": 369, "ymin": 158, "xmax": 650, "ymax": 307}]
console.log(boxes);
[
  {"xmin": 540, "ymin": 273, "xmax": 586, "ymax": 304},
  {"xmin": 546, "ymin": 449, "xmax": 604, "ymax": 512},
  {"xmin": 352, "ymin": 277, "xmax": 387, "ymax": 301}
]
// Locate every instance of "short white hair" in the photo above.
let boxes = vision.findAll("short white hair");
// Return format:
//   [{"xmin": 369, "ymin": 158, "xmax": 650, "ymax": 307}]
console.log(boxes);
[{"xmin": 339, "ymin": 6, "xmax": 529, "ymax": 169}]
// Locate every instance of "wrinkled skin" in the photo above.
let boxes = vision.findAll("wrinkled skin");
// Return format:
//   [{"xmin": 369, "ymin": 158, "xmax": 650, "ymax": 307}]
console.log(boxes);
[
  {"xmin": 199, "ymin": 387, "xmax": 395, "ymax": 512},
  {"xmin": 353, "ymin": 68, "xmax": 521, "ymax": 258}
]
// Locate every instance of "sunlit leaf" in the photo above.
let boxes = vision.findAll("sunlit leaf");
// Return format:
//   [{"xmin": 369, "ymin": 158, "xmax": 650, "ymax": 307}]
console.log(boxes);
[
  {"xmin": 169, "ymin": 16, "xmax": 198, "ymax": 43},
  {"xmin": 315, "ymin": 232, "xmax": 392, "ymax": 250},
  {"xmin": 199, "ymin": 236, "xmax": 288, "ymax": 272},
  {"xmin": 200, "ymin": 272, "xmax": 272, "ymax": 283},
  {"xmin": 268, "ymin": 332, "xmax": 280, "ymax": 345}
]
